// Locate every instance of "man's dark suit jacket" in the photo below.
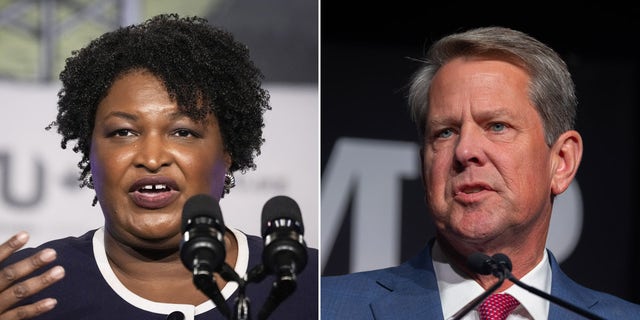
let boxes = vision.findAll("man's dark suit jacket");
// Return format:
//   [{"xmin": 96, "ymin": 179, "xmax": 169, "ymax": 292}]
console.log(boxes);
[{"xmin": 321, "ymin": 241, "xmax": 640, "ymax": 319}]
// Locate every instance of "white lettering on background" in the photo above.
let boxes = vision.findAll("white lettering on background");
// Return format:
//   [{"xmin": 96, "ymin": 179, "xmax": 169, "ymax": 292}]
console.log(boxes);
[{"xmin": 321, "ymin": 138, "xmax": 419, "ymax": 272}]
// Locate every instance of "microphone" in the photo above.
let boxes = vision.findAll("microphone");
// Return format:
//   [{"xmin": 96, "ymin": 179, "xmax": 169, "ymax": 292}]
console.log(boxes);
[
  {"xmin": 261, "ymin": 195, "xmax": 308, "ymax": 280},
  {"xmin": 258, "ymin": 195, "xmax": 308, "ymax": 320},
  {"xmin": 179, "ymin": 194, "xmax": 232, "ymax": 319},
  {"xmin": 491, "ymin": 253, "xmax": 512, "ymax": 274},
  {"xmin": 451, "ymin": 253, "xmax": 507, "ymax": 320},
  {"xmin": 468, "ymin": 252, "xmax": 501, "ymax": 276},
  {"xmin": 491, "ymin": 253, "xmax": 604, "ymax": 320}
]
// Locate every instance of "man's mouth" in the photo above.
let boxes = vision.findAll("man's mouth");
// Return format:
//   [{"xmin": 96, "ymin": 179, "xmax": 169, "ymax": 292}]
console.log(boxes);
[{"xmin": 461, "ymin": 186, "xmax": 485, "ymax": 194}]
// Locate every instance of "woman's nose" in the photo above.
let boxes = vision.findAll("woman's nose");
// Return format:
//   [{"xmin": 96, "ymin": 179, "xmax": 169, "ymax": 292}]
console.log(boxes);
[{"xmin": 133, "ymin": 134, "xmax": 172, "ymax": 172}]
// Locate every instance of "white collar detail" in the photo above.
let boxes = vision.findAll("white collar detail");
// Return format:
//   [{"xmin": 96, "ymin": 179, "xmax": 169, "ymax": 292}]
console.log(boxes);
[{"xmin": 92, "ymin": 226, "xmax": 249, "ymax": 319}]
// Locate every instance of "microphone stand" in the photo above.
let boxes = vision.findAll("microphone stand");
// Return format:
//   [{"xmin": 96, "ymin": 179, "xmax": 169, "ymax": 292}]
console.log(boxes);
[
  {"xmin": 451, "ymin": 267, "xmax": 506, "ymax": 320},
  {"xmin": 257, "ymin": 273, "xmax": 297, "ymax": 320},
  {"xmin": 193, "ymin": 265, "xmax": 233, "ymax": 319},
  {"xmin": 210, "ymin": 260, "xmax": 300, "ymax": 320},
  {"xmin": 509, "ymin": 275, "xmax": 603, "ymax": 320},
  {"xmin": 494, "ymin": 262, "xmax": 604, "ymax": 320},
  {"xmin": 233, "ymin": 279, "xmax": 250, "ymax": 320},
  {"xmin": 218, "ymin": 264, "xmax": 252, "ymax": 320},
  {"xmin": 244, "ymin": 263, "xmax": 298, "ymax": 320},
  {"xmin": 226, "ymin": 263, "xmax": 269, "ymax": 320},
  {"xmin": 193, "ymin": 262, "xmax": 248, "ymax": 320}
]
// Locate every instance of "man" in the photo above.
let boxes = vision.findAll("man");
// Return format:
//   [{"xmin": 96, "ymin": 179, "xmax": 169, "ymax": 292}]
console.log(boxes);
[{"xmin": 321, "ymin": 26, "xmax": 640, "ymax": 319}]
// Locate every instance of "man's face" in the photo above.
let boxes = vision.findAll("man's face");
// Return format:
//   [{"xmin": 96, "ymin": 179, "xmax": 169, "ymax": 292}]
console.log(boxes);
[{"xmin": 422, "ymin": 57, "xmax": 554, "ymax": 246}]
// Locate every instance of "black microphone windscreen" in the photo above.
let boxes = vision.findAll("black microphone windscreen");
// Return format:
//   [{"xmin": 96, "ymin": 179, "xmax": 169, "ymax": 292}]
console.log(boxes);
[
  {"xmin": 181, "ymin": 194, "xmax": 224, "ymax": 232},
  {"xmin": 467, "ymin": 252, "xmax": 494, "ymax": 275},
  {"xmin": 492, "ymin": 253, "xmax": 513, "ymax": 272},
  {"xmin": 261, "ymin": 195, "xmax": 304, "ymax": 236}
]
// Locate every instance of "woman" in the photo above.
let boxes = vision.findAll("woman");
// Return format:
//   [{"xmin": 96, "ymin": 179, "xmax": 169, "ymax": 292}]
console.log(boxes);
[{"xmin": 0, "ymin": 14, "xmax": 317, "ymax": 320}]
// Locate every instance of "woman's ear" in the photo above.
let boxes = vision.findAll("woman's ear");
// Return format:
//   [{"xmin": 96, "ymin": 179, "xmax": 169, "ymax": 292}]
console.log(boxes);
[
  {"xmin": 550, "ymin": 130, "xmax": 583, "ymax": 195},
  {"xmin": 224, "ymin": 152, "xmax": 233, "ymax": 171}
]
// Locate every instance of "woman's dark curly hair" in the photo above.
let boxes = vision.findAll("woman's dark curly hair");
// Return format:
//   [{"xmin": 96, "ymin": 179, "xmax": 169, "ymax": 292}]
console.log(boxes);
[{"xmin": 48, "ymin": 13, "xmax": 270, "ymax": 190}]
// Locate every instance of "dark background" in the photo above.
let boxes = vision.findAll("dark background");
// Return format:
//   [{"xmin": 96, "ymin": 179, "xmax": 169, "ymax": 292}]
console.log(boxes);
[{"xmin": 321, "ymin": 4, "xmax": 640, "ymax": 303}]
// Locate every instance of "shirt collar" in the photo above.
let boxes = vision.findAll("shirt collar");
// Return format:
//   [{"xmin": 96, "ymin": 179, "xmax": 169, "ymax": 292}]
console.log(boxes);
[{"xmin": 432, "ymin": 240, "xmax": 551, "ymax": 320}]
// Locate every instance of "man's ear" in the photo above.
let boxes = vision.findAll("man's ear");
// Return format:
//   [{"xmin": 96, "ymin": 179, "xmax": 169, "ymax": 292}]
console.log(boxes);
[{"xmin": 550, "ymin": 130, "xmax": 583, "ymax": 195}]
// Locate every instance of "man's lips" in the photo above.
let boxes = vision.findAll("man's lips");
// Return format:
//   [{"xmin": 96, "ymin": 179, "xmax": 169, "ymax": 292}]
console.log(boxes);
[
  {"xmin": 128, "ymin": 176, "xmax": 180, "ymax": 209},
  {"xmin": 453, "ymin": 182, "xmax": 493, "ymax": 195},
  {"xmin": 453, "ymin": 183, "xmax": 493, "ymax": 202}
]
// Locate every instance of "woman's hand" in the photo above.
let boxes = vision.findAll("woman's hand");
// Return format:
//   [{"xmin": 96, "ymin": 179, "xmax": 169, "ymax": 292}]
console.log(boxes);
[{"xmin": 0, "ymin": 232, "xmax": 64, "ymax": 320}]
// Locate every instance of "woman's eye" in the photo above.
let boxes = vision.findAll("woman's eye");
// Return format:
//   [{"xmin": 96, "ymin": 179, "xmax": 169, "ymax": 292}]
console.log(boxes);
[
  {"xmin": 111, "ymin": 129, "xmax": 133, "ymax": 137},
  {"xmin": 173, "ymin": 129, "xmax": 196, "ymax": 137}
]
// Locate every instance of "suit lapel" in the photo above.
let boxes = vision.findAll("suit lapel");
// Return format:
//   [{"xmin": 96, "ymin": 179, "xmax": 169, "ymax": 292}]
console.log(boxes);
[
  {"xmin": 371, "ymin": 290, "xmax": 443, "ymax": 319},
  {"xmin": 369, "ymin": 241, "xmax": 445, "ymax": 319},
  {"xmin": 547, "ymin": 250, "xmax": 600, "ymax": 318},
  {"xmin": 364, "ymin": 247, "xmax": 604, "ymax": 319}
]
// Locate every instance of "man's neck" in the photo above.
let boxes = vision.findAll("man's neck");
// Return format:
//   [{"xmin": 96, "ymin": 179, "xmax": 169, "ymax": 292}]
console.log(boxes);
[{"xmin": 436, "ymin": 234, "xmax": 545, "ymax": 291}]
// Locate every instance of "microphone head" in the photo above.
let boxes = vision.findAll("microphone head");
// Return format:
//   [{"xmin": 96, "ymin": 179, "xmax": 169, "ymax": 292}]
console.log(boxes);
[
  {"xmin": 260, "ymin": 195, "xmax": 307, "ymax": 276},
  {"xmin": 181, "ymin": 194, "xmax": 225, "ymax": 232},
  {"xmin": 180, "ymin": 194, "xmax": 226, "ymax": 272},
  {"xmin": 467, "ymin": 252, "xmax": 494, "ymax": 275},
  {"xmin": 261, "ymin": 195, "xmax": 304, "ymax": 236},
  {"xmin": 492, "ymin": 253, "xmax": 513, "ymax": 272}
]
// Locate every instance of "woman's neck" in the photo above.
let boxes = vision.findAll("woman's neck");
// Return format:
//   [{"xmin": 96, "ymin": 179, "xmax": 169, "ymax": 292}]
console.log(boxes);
[{"xmin": 104, "ymin": 229, "xmax": 239, "ymax": 304}]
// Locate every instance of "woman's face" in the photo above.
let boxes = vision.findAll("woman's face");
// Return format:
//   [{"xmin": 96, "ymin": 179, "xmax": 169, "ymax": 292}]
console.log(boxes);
[{"xmin": 89, "ymin": 70, "xmax": 230, "ymax": 250}]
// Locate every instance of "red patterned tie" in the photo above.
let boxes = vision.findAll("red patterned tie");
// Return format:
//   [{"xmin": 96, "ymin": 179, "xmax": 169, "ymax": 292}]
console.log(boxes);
[{"xmin": 478, "ymin": 293, "xmax": 520, "ymax": 320}]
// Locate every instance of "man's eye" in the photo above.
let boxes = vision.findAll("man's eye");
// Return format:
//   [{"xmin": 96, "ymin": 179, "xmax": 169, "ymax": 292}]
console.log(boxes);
[
  {"xmin": 490, "ymin": 123, "xmax": 506, "ymax": 132},
  {"xmin": 437, "ymin": 128, "xmax": 454, "ymax": 138}
]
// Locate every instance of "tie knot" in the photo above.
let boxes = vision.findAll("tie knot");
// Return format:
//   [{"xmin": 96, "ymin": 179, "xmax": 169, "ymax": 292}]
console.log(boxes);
[{"xmin": 478, "ymin": 293, "xmax": 520, "ymax": 320}]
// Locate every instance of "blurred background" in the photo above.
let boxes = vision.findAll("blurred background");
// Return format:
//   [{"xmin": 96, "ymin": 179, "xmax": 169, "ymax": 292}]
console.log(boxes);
[
  {"xmin": 4, "ymin": 0, "xmax": 640, "ymax": 307},
  {"xmin": 321, "ymin": 3, "xmax": 640, "ymax": 304},
  {"xmin": 0, "ymin": 0, "xmax": 318, "ymax": 249}
]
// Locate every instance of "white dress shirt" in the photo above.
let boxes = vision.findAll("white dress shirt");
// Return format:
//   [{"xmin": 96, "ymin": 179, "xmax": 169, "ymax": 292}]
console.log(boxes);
[{"xmin": 432, "ymin": 240, "xmax": 552, "ymax": 320}]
